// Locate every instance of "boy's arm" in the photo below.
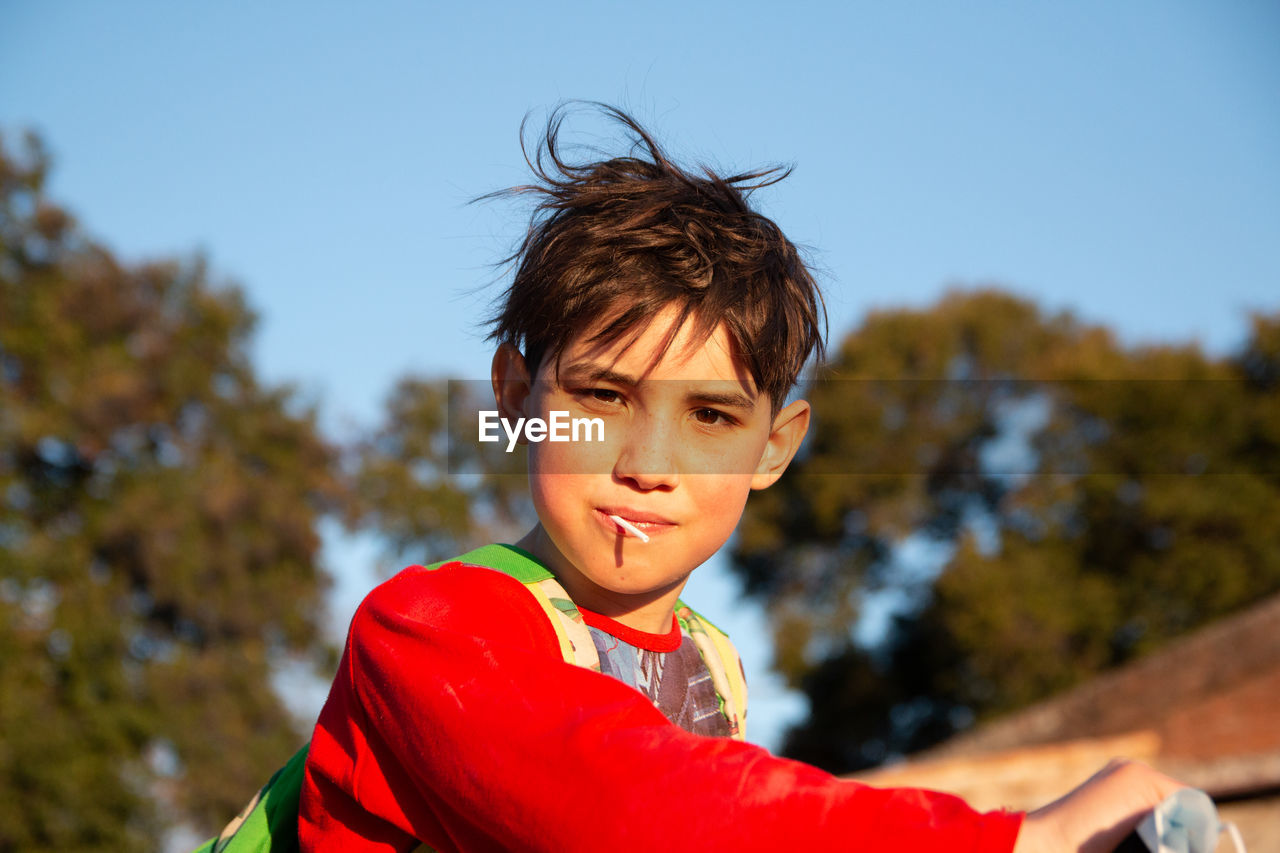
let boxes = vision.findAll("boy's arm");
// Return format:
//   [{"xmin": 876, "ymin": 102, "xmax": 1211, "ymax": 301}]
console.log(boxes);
[
  {"xmin": 1014, "ymin": 759, "xmax": 1186, "ymax": 853},
  {"xmin": 300, "ymin": 562, "xmax": 1023, "ymax": 852}
]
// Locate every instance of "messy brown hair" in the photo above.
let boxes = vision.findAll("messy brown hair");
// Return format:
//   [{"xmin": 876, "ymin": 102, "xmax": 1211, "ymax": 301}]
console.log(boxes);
[{"xmin": 487, "ymin": 102, "xmax": 826, "ymax": 408}]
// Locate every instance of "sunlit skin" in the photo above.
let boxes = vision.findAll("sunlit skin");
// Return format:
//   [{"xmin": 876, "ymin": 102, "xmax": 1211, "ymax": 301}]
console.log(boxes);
[{"xmin": 491, "ymin": 306, "xmax": 810, "ymax": 633}]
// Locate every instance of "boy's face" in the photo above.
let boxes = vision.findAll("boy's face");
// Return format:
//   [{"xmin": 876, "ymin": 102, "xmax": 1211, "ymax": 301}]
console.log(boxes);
[{"xmin": 493, "ymin": 306, "xmax": 809, "ymax": 629}]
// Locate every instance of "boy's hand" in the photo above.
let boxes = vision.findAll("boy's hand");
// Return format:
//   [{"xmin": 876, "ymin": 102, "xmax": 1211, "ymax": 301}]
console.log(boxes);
[{"xmin": 1013, "ymin": 759, "xmax": 1186, "ymax": 853}]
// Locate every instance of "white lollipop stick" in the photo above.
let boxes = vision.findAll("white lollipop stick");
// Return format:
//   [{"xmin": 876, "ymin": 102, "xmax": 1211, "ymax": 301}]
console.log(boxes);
[{"xmin": 608, "ymin": 514, "xmax": 650, "ymax": 543}]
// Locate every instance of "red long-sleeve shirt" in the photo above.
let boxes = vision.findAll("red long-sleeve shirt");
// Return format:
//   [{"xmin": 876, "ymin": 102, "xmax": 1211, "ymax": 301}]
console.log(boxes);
[{"xmin": 300, "ymin": 560, "xmax": 1023, "ymax": 852}]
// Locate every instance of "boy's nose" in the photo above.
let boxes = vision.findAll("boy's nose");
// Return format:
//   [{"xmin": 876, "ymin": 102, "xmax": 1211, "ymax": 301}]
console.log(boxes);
[{"xmin": 612, "ymin": 417, "xmax": 680, "ymax": 491}]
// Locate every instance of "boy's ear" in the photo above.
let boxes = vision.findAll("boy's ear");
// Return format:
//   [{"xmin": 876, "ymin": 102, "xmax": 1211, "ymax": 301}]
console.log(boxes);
[
  {"xmin": 491, "ymin": 343, "xmax": 533, "ymax": 424},
  {"xmin": 750, "ymin": 399, "xmax": 811, "ymax": 490}
]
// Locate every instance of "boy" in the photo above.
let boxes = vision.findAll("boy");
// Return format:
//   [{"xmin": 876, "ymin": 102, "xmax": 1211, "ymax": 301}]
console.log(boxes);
[{"xmin": 299, "ymin": 105, "xmax": 1182, "ymax": 852}]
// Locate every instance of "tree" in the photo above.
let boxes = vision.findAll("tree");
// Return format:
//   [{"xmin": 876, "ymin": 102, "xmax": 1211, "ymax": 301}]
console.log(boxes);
[
  {"xmin": 0, "ymin": 133, "xmax": 342, "ymax": 850},
  {"xmin": 349, "ymin": 377, "xmax": 535, "ymax": 566},
  {"xmin": 732, "ymin": 290, "xmax": 1280, "ymax": 773}
]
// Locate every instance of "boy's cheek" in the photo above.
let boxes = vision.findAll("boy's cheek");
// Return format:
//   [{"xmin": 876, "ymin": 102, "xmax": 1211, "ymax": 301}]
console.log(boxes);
[{"xmin": 528, "ymin": 435, "xmax": 618, "ymax": 476}]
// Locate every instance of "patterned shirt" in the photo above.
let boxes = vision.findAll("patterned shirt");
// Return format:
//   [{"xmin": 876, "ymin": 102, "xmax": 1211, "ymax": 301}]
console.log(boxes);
[{"xmin": 586, "ymin": 621, "xmax": 731, "ymax": 737}]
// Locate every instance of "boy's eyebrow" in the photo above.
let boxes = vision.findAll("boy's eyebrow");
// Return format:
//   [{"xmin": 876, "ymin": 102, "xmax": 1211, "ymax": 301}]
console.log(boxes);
[
  {"xmin": 558, "ymin": 363, "xmax": 758, "ymax": 411},
  {"xmin": 685, "ymin": 389, "xmax": 757, "ymax": 412},
  {"xmin": 557, "ymin": 364, "xmax": 640, "ymax": 387}
]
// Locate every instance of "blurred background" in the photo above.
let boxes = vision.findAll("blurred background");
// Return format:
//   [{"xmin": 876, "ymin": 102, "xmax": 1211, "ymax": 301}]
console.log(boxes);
[{"xmin": 2, "ymin": 1, "xmax": 1278, "ymax": 849}]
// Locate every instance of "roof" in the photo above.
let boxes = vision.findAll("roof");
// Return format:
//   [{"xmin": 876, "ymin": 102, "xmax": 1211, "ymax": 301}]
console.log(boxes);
[
  {"xmin": 851, "ymin": 592, "xmax": 1280, "ymax": 829},
  {"xmin": 928, "ymin": 591, "xmax": 1280, "ymax": 763}
]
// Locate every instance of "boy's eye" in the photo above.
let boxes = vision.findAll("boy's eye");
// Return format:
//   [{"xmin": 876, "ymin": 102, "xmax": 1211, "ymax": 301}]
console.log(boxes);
[
  {"xmin": 571, "ymin": 388, "xmax": 621, "ymax": 406},
  {"xmin": 693, "ymin": 408, "xmax": 733, "ymax": 426}
]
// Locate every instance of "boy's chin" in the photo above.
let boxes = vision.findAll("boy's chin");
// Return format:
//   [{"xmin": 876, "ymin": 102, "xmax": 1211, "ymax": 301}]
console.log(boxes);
[{"xmin": 579, "ymin": 550, "xmax": 704, "ymax": 594}]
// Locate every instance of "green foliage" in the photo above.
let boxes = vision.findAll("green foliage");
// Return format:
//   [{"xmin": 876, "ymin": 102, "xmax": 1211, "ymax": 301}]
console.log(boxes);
[
  {"xmin": 733, "ymin": 290, "xmax": 1280, "ymax": 773},
  {"xmin": 0, "ymin": 133, "xmax": 341, "ymax": 850},
  {"xmin": 349, "ymin": 378, "xmax": 534, "ymax": 565}
]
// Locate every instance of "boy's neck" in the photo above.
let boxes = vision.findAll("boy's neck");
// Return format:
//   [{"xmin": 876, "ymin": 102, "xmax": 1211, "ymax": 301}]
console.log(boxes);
[{"xmin": 514, "ymin": 526, "xmax": 688, "ymax": 635}]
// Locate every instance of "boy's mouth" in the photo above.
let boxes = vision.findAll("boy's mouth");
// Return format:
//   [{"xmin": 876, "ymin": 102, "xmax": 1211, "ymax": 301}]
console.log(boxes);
[{"xmin": 594, "ymin": 507, "xmax": 676, "ymax": 537}]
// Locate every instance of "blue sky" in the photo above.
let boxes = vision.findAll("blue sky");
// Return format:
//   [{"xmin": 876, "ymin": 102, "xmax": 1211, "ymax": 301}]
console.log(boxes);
[{"xmin": 4, "ymin": 0, "xmax": 1278, "ymax": 751}]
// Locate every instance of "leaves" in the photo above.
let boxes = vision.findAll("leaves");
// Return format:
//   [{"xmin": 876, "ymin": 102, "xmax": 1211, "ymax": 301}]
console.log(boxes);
[
  {"xmin": 0, "ymin": 130, "xmax": 530, "ymax": 848},
  {"xmin": 0, "ymin": 133, "xmax": 340, "ymax": 849},
  {"xmin": 733, "ymin": 290, "xmax": 1280, "ymax": 773},
  {"xmin": 348, "ymin": 378, "xmax": 534, "ymax": 565}
]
